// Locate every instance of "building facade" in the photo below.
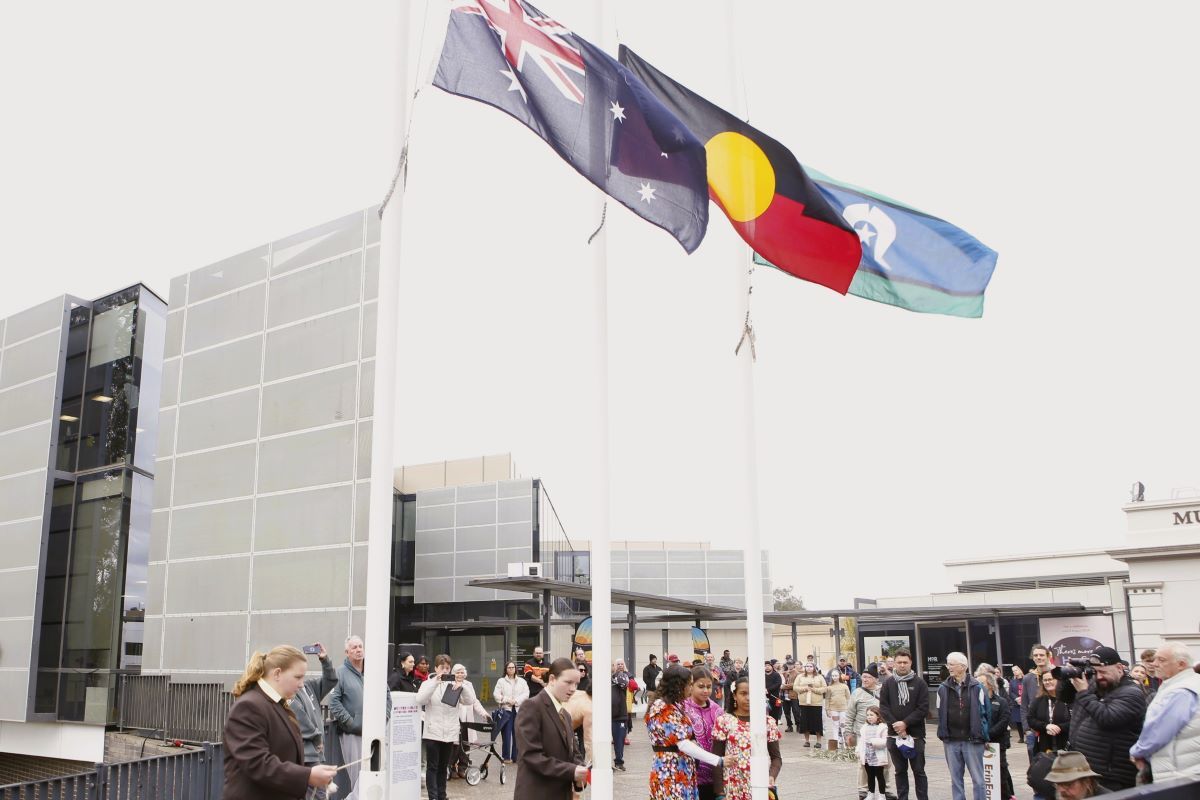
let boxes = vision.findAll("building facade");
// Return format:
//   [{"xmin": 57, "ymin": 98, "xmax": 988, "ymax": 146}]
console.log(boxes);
[{"xmin": 0, "ymin": 286, "xmax": 165, "ymax": 759}]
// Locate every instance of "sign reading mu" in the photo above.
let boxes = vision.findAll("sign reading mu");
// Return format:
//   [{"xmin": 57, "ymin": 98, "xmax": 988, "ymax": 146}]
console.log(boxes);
[{"xmin": 1173, "ymin": 509, "xmax": 1200, "ymax": 526}]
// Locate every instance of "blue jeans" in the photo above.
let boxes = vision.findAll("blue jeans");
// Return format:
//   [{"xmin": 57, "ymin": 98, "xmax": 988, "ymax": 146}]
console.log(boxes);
[
  {"xmin": 1026, "ymin": 730, "xmax": 1037, "ymax": 760},
  {"xmin": 612, "ymin": 720, "xmax": 627, "ymax": 765},
  {"xmin": 492, "ymin": 708, "xmax": 517, "ymax": 761},
  {"xmin": 944, "ymin": 741, "xmax": 985, "ymax": 800}
]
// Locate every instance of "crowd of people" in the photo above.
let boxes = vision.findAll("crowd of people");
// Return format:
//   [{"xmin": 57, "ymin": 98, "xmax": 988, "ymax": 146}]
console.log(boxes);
[{"xmin": 217, "ymin": 634, "xmax": 1200, "ymax": 800}]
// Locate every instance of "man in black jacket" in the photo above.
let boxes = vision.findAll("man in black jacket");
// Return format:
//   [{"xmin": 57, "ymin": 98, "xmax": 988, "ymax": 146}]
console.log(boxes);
[
  {"xmin": 641, "ymin": 654, "xmax": 661, "ymax": 705},
  {"xmin": 1067, "ymin": 646, "xmax": 1147, "ymax": 791},
  {"xmin": 879, "ymin": 648, "xmax": 929, "ymax": 800}
]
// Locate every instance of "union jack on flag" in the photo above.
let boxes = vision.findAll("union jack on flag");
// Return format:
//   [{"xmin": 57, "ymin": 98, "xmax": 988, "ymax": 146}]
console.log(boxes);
[{"xmin": 434, "ymin": 0, "xmax": 710, "ymax": 253}]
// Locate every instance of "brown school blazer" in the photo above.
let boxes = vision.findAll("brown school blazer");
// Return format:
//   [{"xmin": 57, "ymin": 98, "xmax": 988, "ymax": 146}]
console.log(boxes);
[
  {"xmin": 513, "ymin": 689, "xmax": 585, "ymax": 800},
  {"xmin": 222, "ymin": 684, "xmax": 312, "ymax": 800}
]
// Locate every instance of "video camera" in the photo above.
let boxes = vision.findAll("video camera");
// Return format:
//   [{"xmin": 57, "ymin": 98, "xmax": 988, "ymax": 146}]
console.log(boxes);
[{"xmin": 1050, "ymin": 658, "xmax": 1094, "ymax": 682}]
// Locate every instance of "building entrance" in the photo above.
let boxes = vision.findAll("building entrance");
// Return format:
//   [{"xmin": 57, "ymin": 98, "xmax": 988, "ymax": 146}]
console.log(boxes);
[{"xmin": 917, "ymin": 621, "xmax": 967, "ymax": 686}]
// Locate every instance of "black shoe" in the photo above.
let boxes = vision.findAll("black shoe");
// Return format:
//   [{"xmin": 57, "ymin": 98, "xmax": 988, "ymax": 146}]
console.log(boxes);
[
  {"xmin": 786, "ymin": 727, "xmax": 794, "ymax": 732},
  {"xmin": 616, "ymin": 763, "xmax": 626, "ymax": 771},
  {"xmin": 858, "ymin": 793, "xmax": 868, "ymax": 800}
]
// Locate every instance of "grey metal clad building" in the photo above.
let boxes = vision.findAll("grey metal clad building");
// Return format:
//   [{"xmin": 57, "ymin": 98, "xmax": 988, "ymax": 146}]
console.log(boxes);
[
  {"xmin": 0, "ymin": 286, "xmax": 165, "ymax": 756},
  {"xmin": 143, "ymin": 208, "xmax": 382, "ymax": 683}
]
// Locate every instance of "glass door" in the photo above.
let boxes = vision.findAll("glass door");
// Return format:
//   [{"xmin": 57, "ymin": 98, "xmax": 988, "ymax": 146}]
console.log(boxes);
[{"xmin": 916, "ymin": 621, "xmax": 968, "ymax": 687}]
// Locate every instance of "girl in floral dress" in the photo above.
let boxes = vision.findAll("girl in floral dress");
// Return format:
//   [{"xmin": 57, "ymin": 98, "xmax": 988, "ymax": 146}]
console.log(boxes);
[
  {"xmin": 713, "ymin": 675, "xmax": 783, "ymax": 800},
  {"xmin": 646, "ymin": 664, "xmax": 731, "ymax": 800}
]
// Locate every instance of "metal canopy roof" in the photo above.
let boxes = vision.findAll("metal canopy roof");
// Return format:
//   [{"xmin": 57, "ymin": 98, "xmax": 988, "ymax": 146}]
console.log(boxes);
[
  {"xmin": 466, "ymin": 576, "xmax": 746, "ymax": 616},
  {"xmin": 762, "ymin": 603, "xmax": 1095, "ymax": 625}
]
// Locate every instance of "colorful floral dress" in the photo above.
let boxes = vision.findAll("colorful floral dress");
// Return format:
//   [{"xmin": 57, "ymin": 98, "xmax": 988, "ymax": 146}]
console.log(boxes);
[
  {"xmin": 712, "ymin": 713, "xmax": 782, "ymax": 800},
  {"xmin": 646, "ymin": 698, "xmax": 699, "ymax": 800}
]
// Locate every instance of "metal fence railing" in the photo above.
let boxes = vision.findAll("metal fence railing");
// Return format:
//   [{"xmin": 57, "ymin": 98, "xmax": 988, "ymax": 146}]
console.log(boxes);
[
  {"xmin": 0, "ymin": 742, "xmax": 222, "ymax": 800},
  {"xmin": 117, "ymin": 676, "xmax": 233, "ymax": 744}
]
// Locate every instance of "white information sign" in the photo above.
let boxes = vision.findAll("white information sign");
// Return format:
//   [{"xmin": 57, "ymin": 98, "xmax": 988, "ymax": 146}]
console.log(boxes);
[
  {"xmin": 982, "ymin": 741, "xmax": 1001, "ymax": 800},
  {"xmin": 1038, "ymin": 616, "xmax": 1114, "ymax": 664},
  {"xmin": 389, "ymin": 691, "xmax": 422, "ymax": 800}
]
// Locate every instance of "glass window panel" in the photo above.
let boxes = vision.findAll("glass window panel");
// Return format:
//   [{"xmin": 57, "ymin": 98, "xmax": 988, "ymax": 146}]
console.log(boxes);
[
  {"xmin": 263, "ymin": 307, "xmax": 359, "ymax": 382},
  {"xmin": 414, "ymin": 578, "xmax": 453, "ymax": 605},
  {"xmin": 175, "ymin": 388, "xmax": 259, "ymax": 454},
  {"xmin": 271, "ymin": 211, "xmax": 363, "ymax": 275},
  {"xmin": 5, "ymin": 297, "xmax": 65, "ymax": 344},
  {"xmin": 188, "ymin": 245, "xmax": 269, "ymax": 304},
  {"xmin": 169, "ymin": 499, "xmax": 253, "ymax": 559},
  {"xmin": 267, "ymin": 252, "xmax": 362, "ymax": 328},
  {"xmin": 131, "ymin": 304, "xmax": 166, "ymax": 471},
  {"xmin": 88, "ymin": 302, "xmax": 136, "ymax": 367},
  {"xmin": 358, "ymin": 360, "xmax": 374, "ymax": 418},
  {"xmin": 183, "ymin": 284, "xmax": 266, "ymax": 353},
  {"xmin": 179, "ymin": 335, "xmax": 262, "ymax": 403},
  {"xmin": 256, "ymin": 425, "xmax": 355, "ymax": 494},
  {"xmin": 0, "ymin": 330, "xmax": 60, "ymax": 389},
  {"xmin": 356, "ymin": 420, "xmax": 371, "ymax": 479},
  {"xmin": 172, "ymin": 443, "xmax": 256, "ymax": 506},
  {"xmin": 0, "ymin": 375, "xmax": 56, "ymax": 432}
]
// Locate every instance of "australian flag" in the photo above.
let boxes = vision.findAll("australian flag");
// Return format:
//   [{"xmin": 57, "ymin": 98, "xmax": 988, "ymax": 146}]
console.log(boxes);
[{"xmin": 433, "ymin": 0, "xmax": 709, "ymax": 253}]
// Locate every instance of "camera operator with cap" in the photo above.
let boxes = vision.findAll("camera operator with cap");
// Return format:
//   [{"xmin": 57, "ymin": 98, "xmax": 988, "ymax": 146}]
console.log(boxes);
[{"xmin": 1065, "ymin": 646, "xmax": 1147, "ymax": 791}]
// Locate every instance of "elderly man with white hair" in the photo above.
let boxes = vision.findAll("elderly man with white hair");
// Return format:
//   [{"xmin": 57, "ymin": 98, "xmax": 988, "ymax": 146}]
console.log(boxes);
[
  {"xmin": 1130, "ymin": 642, "xmax": 1200, "ymax": 781},
  {"xmin": 936, "ymin": 652, "xmax": 988, "ymax": 800},
  {"xmin": 329, "ymin": 634, "xmax": 366, "ymax": 799}
]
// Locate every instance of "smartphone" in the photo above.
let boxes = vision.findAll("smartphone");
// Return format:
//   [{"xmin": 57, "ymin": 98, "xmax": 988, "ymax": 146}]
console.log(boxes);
[
  {"xmin": 302, "ymin": 644, "xmax": 321, "ymax": 655},
  {"xmin": 440, "ymin": 673, "xmax": 454, "ymax": 682}
]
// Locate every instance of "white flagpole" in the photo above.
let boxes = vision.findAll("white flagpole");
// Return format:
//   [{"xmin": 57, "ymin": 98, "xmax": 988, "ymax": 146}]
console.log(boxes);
[
  {"xmin": 587, "ymin": 1, "xmax": 615, "ymax": 793},
  {"xmin": 724, "ymin": 2, "xmax": 770, "ymax": 798},
  {"xmin": 359, "ymin": 3, "xmax": 419, "ymax": 794}
]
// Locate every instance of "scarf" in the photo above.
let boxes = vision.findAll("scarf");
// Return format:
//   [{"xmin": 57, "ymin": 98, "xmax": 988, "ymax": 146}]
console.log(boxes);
[{"xmin": 894, "ymin": 669, "xmax": 917, "ymax": 707}]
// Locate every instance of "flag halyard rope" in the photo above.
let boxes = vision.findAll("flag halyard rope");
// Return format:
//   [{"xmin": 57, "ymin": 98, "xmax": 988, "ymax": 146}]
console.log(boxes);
[{"xmin": 735, "ymin": 259, "xmax": 757, "ymax": 362}]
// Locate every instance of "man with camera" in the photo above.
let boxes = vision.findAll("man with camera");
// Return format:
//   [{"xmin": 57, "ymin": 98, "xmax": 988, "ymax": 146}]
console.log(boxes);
[{"xmin": 1064, "ymin": 646, "xmax": 1147, "ymax": 791}]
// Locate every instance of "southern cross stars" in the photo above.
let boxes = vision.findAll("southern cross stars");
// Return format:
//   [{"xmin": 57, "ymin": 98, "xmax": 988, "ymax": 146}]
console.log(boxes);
[
  {"xmin": 637, "ymin": 182, "xmax": 657, "ymax": 203},
  {"xmin": 609, "ymin": 100, "xmax": 625, "ymax": 122},
  {"xmin": 501, "ymin": 67, "xmax": 526, "ymax": 101}
]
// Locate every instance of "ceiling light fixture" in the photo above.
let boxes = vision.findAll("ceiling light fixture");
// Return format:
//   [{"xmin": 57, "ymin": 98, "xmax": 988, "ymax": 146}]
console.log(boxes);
[
  {"xmin": 92, "ymin": 394, "xmax": 113, "ymax": 403},
  {"xmin": 59, "ymin": 414, "xmax": 79, "ymax": 422}
]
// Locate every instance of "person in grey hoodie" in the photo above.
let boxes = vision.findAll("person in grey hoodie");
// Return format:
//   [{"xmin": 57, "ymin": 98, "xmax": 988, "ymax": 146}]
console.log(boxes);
[
  {"xmin": 292, "ymin": 642, "xmax": 338, "ymax": 800},
  {"xmin": 329, "ymin": 635, "xmax": 366, "ymax": 799}
]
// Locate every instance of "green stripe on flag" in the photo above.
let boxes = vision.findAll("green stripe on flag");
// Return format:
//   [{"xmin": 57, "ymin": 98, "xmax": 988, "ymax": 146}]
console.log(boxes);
[{"xmin": 848, "ymin": 270, "xmax": 984, "ymax": 318}]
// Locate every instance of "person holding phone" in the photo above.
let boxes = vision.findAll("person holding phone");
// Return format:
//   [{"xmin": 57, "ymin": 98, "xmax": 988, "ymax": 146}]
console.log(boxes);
[
  {"xmin": 290, "ymin": 643, "xmax": 338, "ymax": 799},
  {"xmin": 416, "ymin": 654, "xmax": 477, "ymax": 800}
]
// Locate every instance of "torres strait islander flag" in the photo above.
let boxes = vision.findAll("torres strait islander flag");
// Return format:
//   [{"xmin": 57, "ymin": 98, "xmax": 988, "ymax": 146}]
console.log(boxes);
[
  {"xmin": 620, "ymin": 46, "xmax": 862, "ymax": 294},
  {"xmin": 755, "ymin": 171, "xmax": 999, "ymax": 318},
  {"xmin": 433, "ymin": 0, "xmax": 710, "ymax": 253}
]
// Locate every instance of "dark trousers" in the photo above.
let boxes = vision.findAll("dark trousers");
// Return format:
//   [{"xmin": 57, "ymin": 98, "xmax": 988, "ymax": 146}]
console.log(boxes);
[
  {"xmin": 866, "ymin": 765, "xmax": 888, "ymax": 793},
  {"xmin": 782, "ymin": 698, "xmax": 798, "ymax": 729},
  {"xmin": 698, "ymin": 784, "xmax": 716, "ymax": 800},
  {"xmin": 424, "ymin": 739, "xmax": 454, "ymax": 800},
  {"xmin": 999, "ymin": 746, "xmax": 1014, "ymax": 799},
  {"xmin": 492, "ymin": 709, "xmax": 517, "ymax": 761},
  {"xmin": 612, "ymin": 719, "xmax": 626, "ymax": 765},
  {"xmin": 888, "ymin": 736, "xmax": 929, "ymax": 800}
]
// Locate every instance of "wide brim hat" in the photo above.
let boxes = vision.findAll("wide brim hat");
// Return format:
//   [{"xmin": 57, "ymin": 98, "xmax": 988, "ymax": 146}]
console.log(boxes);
[{"xmin": 1045, "ymin": 752, "xmax": 1102, "ymax": 783}]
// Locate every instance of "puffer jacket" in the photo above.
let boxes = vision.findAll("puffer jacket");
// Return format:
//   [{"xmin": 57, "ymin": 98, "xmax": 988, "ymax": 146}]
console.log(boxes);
[
  {"xmin": 416, "ymin": 677, "xmax": 478, "ymax": 743},
  {"xmin": 1068, "ymin": 675, "xmax": 1146, "ymax": 791},
  {"xmin": 793, "ymin": 673, "xmax": 827, "ymax": 706},
  {"xmin": 1146, "ymin": 669, "xmax": 1200, "ymax": 781}
]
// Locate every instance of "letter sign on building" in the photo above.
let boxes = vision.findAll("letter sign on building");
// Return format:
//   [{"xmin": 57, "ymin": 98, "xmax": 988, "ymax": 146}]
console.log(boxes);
[{"xmin": 1173, "ymin": 510, "xmax": 1199, "ymax": 526}]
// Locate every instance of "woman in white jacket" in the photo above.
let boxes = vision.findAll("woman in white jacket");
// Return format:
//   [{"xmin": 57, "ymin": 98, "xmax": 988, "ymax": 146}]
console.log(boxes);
[
  {"xmin": 493, "ymin": 660, "xmax": 529, "ymax": 763},
  {"xmin": 416, "ymin": 655, "xmax": 478, "ymax": 800},
  {"xmin": 856, "ymin": 706, "xmax": 890, "ymax": 800}
]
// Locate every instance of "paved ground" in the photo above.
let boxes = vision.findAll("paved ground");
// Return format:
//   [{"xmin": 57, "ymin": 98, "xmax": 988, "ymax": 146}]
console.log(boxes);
[{"xmin": 443, "ymin": 721, "xmax": 1031, "ymax": 800}]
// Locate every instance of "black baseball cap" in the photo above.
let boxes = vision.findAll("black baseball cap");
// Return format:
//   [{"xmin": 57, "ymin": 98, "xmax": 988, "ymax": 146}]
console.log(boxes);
[{"xmin": 1087, "ymin": 646, "xmax": 1122, "ymax": 666}]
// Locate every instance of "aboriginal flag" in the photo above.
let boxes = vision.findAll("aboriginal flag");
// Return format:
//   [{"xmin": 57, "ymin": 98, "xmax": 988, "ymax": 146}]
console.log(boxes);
[{"xmin": 620, "ymin": 46, "xmax": 862, "ymax": 294}]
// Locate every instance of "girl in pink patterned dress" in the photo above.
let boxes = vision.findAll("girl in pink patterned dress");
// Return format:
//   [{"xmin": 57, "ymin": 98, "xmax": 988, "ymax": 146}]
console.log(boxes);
[
  {"xmin": 713, "ymin": 675, "xmax": 783, "ymax": 800},
  {"xmin": 682, "ymin": 666, "xmax": 725, "ymax": 800},
  {"xmin": 646, "ymin": 664, "xmax": 731, "ymax": 800}
]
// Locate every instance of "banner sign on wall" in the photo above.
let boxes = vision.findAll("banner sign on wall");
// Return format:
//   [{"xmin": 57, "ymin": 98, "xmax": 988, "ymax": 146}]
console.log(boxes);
[
  {"xmin": 1038, "ymin": 616, "xmax": 1114, "ymax": 664},
  {"xmin": 572, "ymin": 616, "xmax": 592, "ymax": 662},
  {"xmin": 692, "ymin": 627, "xmax": 711, "ymax": 657}
]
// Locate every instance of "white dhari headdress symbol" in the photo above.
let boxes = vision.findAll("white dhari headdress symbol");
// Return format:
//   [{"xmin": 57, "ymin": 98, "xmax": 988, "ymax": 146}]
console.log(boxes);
[{"xmin": 842, "ymin": 203, "xmax": 897, "ymax": 271}]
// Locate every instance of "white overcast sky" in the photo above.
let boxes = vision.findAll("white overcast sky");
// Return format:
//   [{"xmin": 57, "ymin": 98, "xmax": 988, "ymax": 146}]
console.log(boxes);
[{"xmin": 3, "ymin": 2, "xmax": 1199, "ymax": 608}]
